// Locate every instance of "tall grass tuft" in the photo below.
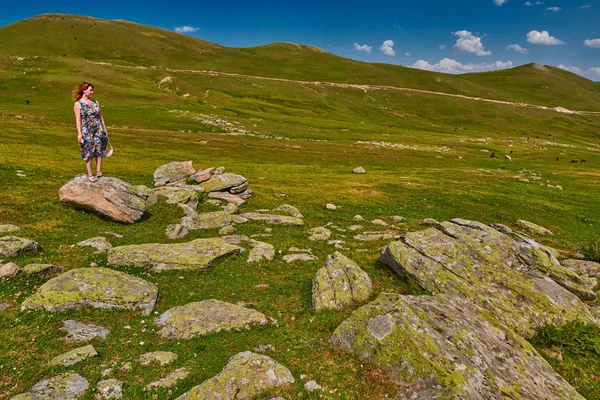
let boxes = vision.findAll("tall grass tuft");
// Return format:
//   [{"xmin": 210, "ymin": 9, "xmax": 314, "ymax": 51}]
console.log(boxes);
[
  {"xmin": 531, "ymin": 319, "xmax": 600, "ymax": 357},
  {"xmin": 582, "ymin": 239, "xmax": 600, "ymax": 262}
]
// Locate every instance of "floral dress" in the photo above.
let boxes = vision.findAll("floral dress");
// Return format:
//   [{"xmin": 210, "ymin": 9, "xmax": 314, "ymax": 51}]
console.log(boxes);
[{"xmin": 79, "ymin": 100, "xmax": 107, "ymax": 161}]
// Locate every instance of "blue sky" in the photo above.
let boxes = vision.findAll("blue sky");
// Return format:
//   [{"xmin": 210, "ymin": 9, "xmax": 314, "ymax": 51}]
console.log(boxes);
[{"xmin": 2, "ymin": 0, "xmax": 599, "ymax": 80}]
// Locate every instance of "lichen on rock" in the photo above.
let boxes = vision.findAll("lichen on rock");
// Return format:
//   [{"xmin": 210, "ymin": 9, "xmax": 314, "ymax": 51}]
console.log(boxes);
[
  {"xmin": 12, "ymin": 372, "xmax": 89, "ymax": 399},
  {"xmin": 0, "ymin": 236, "xmax": 42, "ymax": 257}
]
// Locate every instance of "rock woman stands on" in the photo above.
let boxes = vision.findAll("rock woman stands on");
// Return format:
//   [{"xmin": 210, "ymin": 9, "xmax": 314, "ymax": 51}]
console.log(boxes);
[{"xmin": 73, "ymin": 82, "xmax": 109, "ymax": 182}]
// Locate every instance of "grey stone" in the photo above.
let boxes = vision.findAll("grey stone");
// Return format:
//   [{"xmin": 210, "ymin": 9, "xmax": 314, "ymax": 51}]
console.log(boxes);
[
  {"xmin": 371, "ymin": 219, "xmax": 388, "ymax": 226},
  {"xmin": 22, "ymin": 264, "xmax": 64, "ymax": 277},
  {"xmin": 12, "ymin": 372, "xmax": 89, "ymax": 399},
  {"xmin": 154, "ymin": 161, "xmax": 195, "ymax": 187},
  {"xmin": 155, "ymin": 299, "xmax": 269, "ymax": 339},
  {"xmin": 60, "ymin": 320, "xmax": 110, "ymax": 342},
  {"xmin": 213, "ymin": 166, "xmax": 226, "ymax": 175},
  {"xmin": 208, "ymin": 192, "xmax": 245, "ymax": 205},
  {"xmin": 283, "ymin": 253, "xmax": 316, "ymax": 263},
  {"xmin": 354, "ymin": 230, "xmax": 399, "ymax": 241},
  {"xmin": 175, "ymin": 352, "xmax": 294, "ymax": 399},
  {"xmin": 200, "ymin": 173, "xmax": 247, "ymax": 192},
  {"xmin": 326, "ymin": 203, "xmax": 337, "ymax": 210},
  {"xmin": 229, "ymin": 181, "xmax": 249, "ymax": 194},
  {"xmin": 190, "ymin": 167, "xmax": 215, "ymax": 183},
  {"xmin": 77, "ymin": 237, "xmax": 112, "ymax": 253},
  {"xmin": 0, "ymin": 302, "xmax": 11, "ymax": 312},
  {"xmin": 221, "ymin": 235, "xmax": 250, "ymax": 245},
  {"xmin": 21, "ymin": 267, "xmax": 158, "ymax": 316},
  {"xmin": 514, "ymin": 219, "xmax": 554, "ymax": 236},
  {"xmin": 139, "ymin": 351, "xmax": 178, "ymax": 366},
  {"xmin": 181, "ymin": 210, "xmax": 235, "ymax": 230},
  {"xmin": 49, "ymin": 344, "xmax": 97, "ymax": 366},
  {"xmin": 352, "ymin": 215, "xmax": 365, "ymax": 221},
  {"xmin": 153, "ymin": 186, "xmax": 199, "ymax": 208},
  {"xmin": 165, "ymin": 224, "xmax": 189, "ymax": 239},
  {"xmin": 96, "ymin": 379, "xmax": 123, "ymax": 399},
  {"xmin": 273, "ymin": 204, "xmax": 303, "ymax": 218},
  {"xmin": 247, "ymin": 240, "xmax": 275, "ymax": 263},
  {"xmin": 348, "ymin": 225, "xmax": 363, "ymax": 231},
  {"xmin": 238, "ymin": 188, "xmax": 254, "ymax": 200},
  {"xmin": 561, "ymin": 259, "xmax": 600, "ymax": 278},
  {"xmin": 0, "ymin": 224, "xmax": 20, "ymax": 233},
  {"xmin": 219, "ymin": 225, "xmax": 236, "ymax": 235},
  {"xmin": 240, "ymin": 213, "xmax": 303, "ymax": 226},
  {"xmin": 145, "ymin": 368, "xmax": 189, "ymax": 390},
  {"xmin": 108, "ymin": 238, "xmax": 241, "ymax": 271},
  {"xmin": 307, "ymin": 227, "xmax": 331, "ymax": 241},
  {"xmin": 0, "ymin": 262, "xmax": 19, "ymax": 278},
  {"xmin": 352, "ymin": 167, "xmax": 366, "ymax": 174},
  {"xmin": 304, "ymin": 380, "xmax": 323, "ymax": 393},
  {"xmin": 0, "ymin": 236, "xmax": 42, "ymax": 258}
]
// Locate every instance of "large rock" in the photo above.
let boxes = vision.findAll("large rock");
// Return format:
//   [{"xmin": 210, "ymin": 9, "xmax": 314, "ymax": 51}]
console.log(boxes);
[
  {"xmin": 240, "ymin": 213, "xmax": 303, "ymax": 226},
  {"xmin": 0, "ymin": 236, "xmax": 42, "ymax": 257},
  {"xmin": 180, "ymin": 205, "xmax": 236, "ymax": 230},
  {"xmin": 12, "ymin": 372, "xmax": 89, "ymax": 399},
  {"xmin": 22, "ymin": 263, "xmax": 64, "ymax": 277},
  {"xmin": 175, "ymin": 352, "xmax": 294, "ymax": 399},
  {"xmin": 0, "ymin": 262, "xmax": 20, "ymax": 278},
  {"xmin": 49, "ymin": 344, "xmax": 98, "ymax": 366},
  {"xmin": 108, "ymin": 238, "xmax": 241, "ymax": 271},
  {"xmin": 59, "ymin": 175, "xmax": 157, "ymax": 223},
  {"xmin": 60, "ymin": 320, "xmax": 110, "ymax": 342},
  {"xmin": 379, "ymin": 218, "xmax": 595, "ymax": 337},
  {"xmin": 514, "ymin": 219, "xmax": 554, "ymax": 236},
  {"xmin": 155, "ymin": 299, "xmax": 268, "ymax": 339},
  {"xmin": 154, "ymin": 161, "xmax": 195, "ymax": 187},
  {"xmin": 153, "ymin": 186, "xmax": 201, "ymax": 208},
  {"xmin": 199, "ymin": 173, "xmax": 247, "ymax": 192},
  {"xmin": 247, "ymin": 240, "xmax": 275, "ymax": 263},
  {"xmin": 312, "ymin": 252, "xmax": 372, "ymax": 311},
  {"xmin": 561, "ymin": 259, "xmax": 600, "ymax": 277},
  {"xmin": 21, "ymin": 267, "xmax": 158, "ymax": 316},
  {"xmin": 330, "ymin": 292, "xmax": 584, "ymax": 399}
]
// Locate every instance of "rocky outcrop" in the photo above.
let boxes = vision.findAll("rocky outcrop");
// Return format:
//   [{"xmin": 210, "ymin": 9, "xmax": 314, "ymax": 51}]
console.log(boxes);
[
  {"xmin": 21, "ymin": 267, "xmax": 158, "ymax": 316},
  {"xmin": 247, "ymin": 240, "xmax": 275, "ymax": 263},
  {"xmin": 175, "ymin": 352, "xmax": 294, "ymax": 399},
  {"xmin": 49, "ymin": 344, "xmax": 98, "ymax": 366},
  {"xmin": 330, "ymin": 292, "xmax": 584, "ymax": 399},
  {"xmin": 153, "ymin": 185, "xmax": 201, "ymax": 208},
  {"xmin": 60, "ymin": 320, "xmax": 110, "ymax": 342},
  {"xmin": 59, "ymin": 175, "xmax": 157, "ymax": 223},
  {"xmin": 379, "ymin": 218, "xmax": 595, "ymax": 337},
  {"xmin": 22, "ymin": 263, "xmax": 64, "ymax": 277},
  {"xmin": 240, "ymin": 213, "xmax": 303, "ymax": 226},
  {"xmin": 155, "ymin": 299, "xmax": 269, "ymax": 339},
  {"xmin": 154, "ymin": 161, "xmax": 195, "ymax": 187},
  {"xmin": 199, "ymin": 173, "xmax": 247, "ymax": 192},
  {"xmin": 0, "ymin": 236, "xmax": 42, "ymax": 257},
  {"xmin": 12, "ymin": 372, "xmax": 89, "ymax": 399},
  {"xmin": 190, "ymin": 167, "xmax": 215, "ymax": 183},
  {"xmin": 312, "ymin": 252, "xmax": 372, "ymax": 311},
  {"xmin": 77, "ymin": 237, "xmax": 113, "ymax": 253},
  {"xmin": 108, "ymin": 238, "xmax": 241, "ymax": 271}
]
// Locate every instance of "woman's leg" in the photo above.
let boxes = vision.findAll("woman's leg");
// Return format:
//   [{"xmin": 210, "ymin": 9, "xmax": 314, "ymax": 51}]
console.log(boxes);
[
  {"xmin": 86, "ymin": 160, "xmax": 93, "ymax": 176},
  {"xmin": 96, "ymin": 157, "xmax": 103, "ymax": 176}
]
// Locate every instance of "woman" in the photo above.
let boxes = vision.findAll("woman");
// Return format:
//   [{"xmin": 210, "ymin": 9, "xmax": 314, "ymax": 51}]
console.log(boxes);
[{"xmin": 73, "ymin": 82, "xmax": 109, "ymax": 182}]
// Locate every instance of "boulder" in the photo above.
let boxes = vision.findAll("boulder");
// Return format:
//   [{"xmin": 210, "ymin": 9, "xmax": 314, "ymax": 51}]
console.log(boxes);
[
  {"xmin": 283, "ymin": 253, "xmax": 316, "ymax": 263},
  {"xmin": 352, "ymin": 167, "xmax": 366, "ymax": 174},
  {"xmin": 354, "ymin": 230, "xmax": 399, "ymax": 241},
  {"xmin": 22, "ymin": 263, "xmax": 64, "ymax": 277},
  {"xmin": 238, "ymin": 188, "xmax": 253, "ymax": 200},
  {"xmin": 145, "ymin": 368, "xmax": 189, "ymax": 390},
  {"xmin": 59, "ymin": 175, "xmax": 157, "ymax": 223},
  {"xmin": 208, "ymin": 192, "xmax": 245, "ymax": 205},
  {"xmin": 330, "ymin": 292, "xmax": 584, "ymax": 399},
  {"xmin": 109, "ymin": 238, "xmax": 241, "ymax": 271},
  {"xmin": 326, "ymin": 203, "xmax": 337, "ymax": 210},
  {"xmin": 49, "ymin": 344, "xmax": 98, "ymax": 366},
  {"xmin": 379, "ymin": 218, "xmax": 595, "ymax": 337},
  {"xmin": 139, "ymin": 351, "xmax": 178, "ymax": 366},
  {"xmin": 165, "ymin": 224, "xmax": 189, "ymax": 239},
  {"xmin": 21, "ymin": 267, "xmax": 158, "ymax": 316},
  {"xmin": 96, "ymin": 379, "xmax": 123, "ymax": 399},
  {"xmin": 273, "ymin": 204, "xmax": 303, "ymax": 218},
  {"xmin": 12, "ymin": 372, "xmax": 89, "ymax": 399},
  {"xmin": 213, "ymin": 166, "xmax": 226, "ymax": 175},
  {"xmin": 60, "ymin": 320, "xmax": 110, "ymax": 342},
  {"xmin": 0, "ymin": 236, "xmax": 42, "ymax": 257},
  {"xmin": 77, "ymin": 237, "xmax": 113, "ymax": 253},
  {"xmin": 155, "ymin": 299, "xmax": 269, "ymax": 339},
  {"xmin": 229, "ymin": 181, "xmax": 249, "ymax": 194},
  {"xmin": 154, "ymin": 161, "xmax": 195, "ymax": 187},
  {"xmin": 514, "ymin": 219, "xmax": 554, "ymax": 236},
  {"xmin": 240, "ymin": 213, "xmax": 303, "ymax": 226},
  {"xmin": 219, "ymin": 225, "xmax": 236, "ymax": 235},
  {"xmin": 175, "ymin": 352, "xmax": 294, "ymax": 400},
  {"xmin": 181, "ymin": 210, "xmax": 235, "ymax": 230},
  {"xmin": 153, "ymin": 186, "xmax": 200, "ymax": 208},
  {"xmin": 307, "ymin": 227, "xmax": 331, "ymax": 241},
  {"xmin": 199, "ymin": 173, "xmax": 247, "ymax": 192},
  {"xmin": 0, "ymin": 223, "xmax": 20, "ymax": 233},
  {"xmin": 0, "ymin": 262, "xmax": 19, "ymax": 278},
  {"xmin": 312, "ymin": 252, "xmax": 372, "ymax": 311},
  {"xmin": 190, "ymin": 167, "xmax": 215, "ymax": 183},
  {"xmin": 561, "ymin": 259, "xmax": 600, "ymax": 278},
  {"xmin": 247, "ymin": 240, "xmax": 275, "ymax": 263}
]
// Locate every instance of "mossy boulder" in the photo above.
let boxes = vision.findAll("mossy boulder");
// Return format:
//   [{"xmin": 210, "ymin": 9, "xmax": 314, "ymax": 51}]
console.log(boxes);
[
  {"xmin": 108, "ymin": 238, "xmax": 241, "ymax": 271},
  {"xmin": 12, "ymin": 372, "xmax": 89, "ymax": 399},
  {"xmin": 240, "ymin": 213, "xmax": 304, "ymax": 226},
  {"xmin": 22, "ymin": 263, "xmax": 64, "ymax": 277},
  {"xmin": 514, "ymin": 219, "xmax": 554, "ymax": 236},
  {"xmin": 273, "ymin": 204, "xmax": 303, "ymax": 218},
  {"xmin": 0, "ymin": 236, "xmax": 42, "ymax": 257},
  {"xmin": 379, "ymin": 218, "xmax": 595, "ymax": 338},
  {"xmin": 21, "ymin": 267, "xmax": 158, "ymax": 316},
  {"xmin": 175, "ymin": 351, "xmax": 294, "ymax": 399},
  {"xmin": 247, "ymin": 240, "xmax": 274, "ymax": 263},
  {"xmin": 199, "ymin": 173, "xmax": 247, "ymax": 192},
  {"xmin": 60, "ymin": 320, "xmax": 110, "ymax": 342},
  {"xmin": 155, "ymin": 299, "xmax": 269, "ymax": 339},
  {"xmin": 49, "ymin": 344, "xmax": 98, "ymax": 366},
  {"xmin": 139, "ymin": 351, "xmax": 178, "ymax": 366},
  {"xmin": 153, "ymin": 185, "xmax": 201, "ymax": 208},
  {"xmin": 330, "ymin": 292, "xmax": 584, "ymax": 399},
  {"xmin": 181, "ymin": 210, "xmax": 235, "ymax": 230},
  {"xmin": 154, "ymin": 161, "xmax": 195, "ymax": 187},
  {"xmin": 312, "ymin": 252, "xmax": 372, "ymax": 311}
]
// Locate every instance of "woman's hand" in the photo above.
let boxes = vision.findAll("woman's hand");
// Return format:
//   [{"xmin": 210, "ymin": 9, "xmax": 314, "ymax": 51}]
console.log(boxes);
[{"xmin": 78, "ymin": 134, "xmax": 83, "ymax": 144}]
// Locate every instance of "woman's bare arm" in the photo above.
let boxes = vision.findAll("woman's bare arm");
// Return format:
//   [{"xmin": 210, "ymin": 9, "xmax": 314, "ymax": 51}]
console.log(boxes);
[
  {"xmin": 74, "ymin": 102, "xmax": 82, "ymax": 143},
  {"xmin": 98, "ymin": 103, "xmax": 108, "ymax": 137}
]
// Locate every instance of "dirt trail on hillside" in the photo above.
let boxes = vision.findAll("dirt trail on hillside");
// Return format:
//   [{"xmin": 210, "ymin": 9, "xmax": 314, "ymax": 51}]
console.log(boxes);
[{"xmin": 88, "ymin": 61, "xmax": 600, "ymax": 116}]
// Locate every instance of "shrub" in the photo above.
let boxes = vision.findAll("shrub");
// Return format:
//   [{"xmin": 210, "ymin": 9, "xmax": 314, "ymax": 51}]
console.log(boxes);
[{"xmin": 582, "ymin": 239, "xmax": 600, "ymax": 262}]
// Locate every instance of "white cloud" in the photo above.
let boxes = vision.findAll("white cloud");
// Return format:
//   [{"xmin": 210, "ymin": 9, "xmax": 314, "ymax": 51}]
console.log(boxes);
[
  {"xmin": 584, "ymin": 39, "xmax": 600, "ymax": 48},
  {"xmin": 354, "ymin": 43, "xmax": 372, "ymax": 53},
  {"xmin": 507, "ymin": 44, "xmax": 528, "ymax": 54},
  {"xmin": 174, "ymin": 26, "xmax": 200, "ymax": 34},
  {"xmin": 495, "ymin": 0, "xmax": 508, "ymax": 5},
  {"xmin": 411, "ymin": 58, "xmax": 513, "ymax": 74},
  {"xmin": 581, "ymin": 4, "xmax": 591, "ymax": 8},
  {"xmin": 558, "ymin": 65, "xmax": 584, "ymax": 75},
  {"xmin": 588, "ymin": 67, "xmax": 600, "ymax": 76},
  {"xmin": 525, "ymin": 1, "xmax": 543, "ymax": 5},
  {"xmin": 545, "ymin": 6, "xmax": 561, "ymax": 11},
  {"xmin": 380, "ymin": 40, "xmax": 395, "ymax": 56},
  {"xmin": 439, "ymin": 44, "xmax": 446, "ymax": 50},
  {"xmin": 527, "ymin": 30, "xmax": 564, "ymax": 45},
  {"xmin": 524, "ymin": 1, "xmax": 533, "ymax": 5},
  {"xmin": 557, "ymin": 65, "xmax": 600, "ymax": 80},
  {"xmin": 405, "ymin": 52, "xmax": 411, "ymax": 56},
  {"xmin": 453, "ymin": 31, "xmax": 491, "ymax": 56}
]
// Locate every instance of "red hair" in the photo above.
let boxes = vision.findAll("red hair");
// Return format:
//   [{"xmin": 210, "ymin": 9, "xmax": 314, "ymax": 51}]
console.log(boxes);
[{"xmin": 73, "ymin": 82, "xmax": 94, "ymax": 101}]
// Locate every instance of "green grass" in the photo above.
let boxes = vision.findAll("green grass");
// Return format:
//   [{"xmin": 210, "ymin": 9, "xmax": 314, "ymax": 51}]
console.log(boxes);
[{"xmin": 1, "ymin": 13, "xmax": 600, "ymax": 400}]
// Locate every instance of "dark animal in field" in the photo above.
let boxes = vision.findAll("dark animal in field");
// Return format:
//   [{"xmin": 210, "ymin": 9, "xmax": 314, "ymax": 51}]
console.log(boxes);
[
  {"xmin": 570, "ymin": 159, "xmax": 578, "ymax": 163},
  {"xmin": 510, "ymin": 150, "xmax": 513, "ymax": 154},
  {"xmin": 556, "ymin": 157, "xmax": 559, "ymax": 161},
  {"xmin": 490, "ymin": 152, "xmax": 496, "ymax": 158},
  {"xmin": 581, "ymin": 159, "xmax": 587, "ymax": 163}
]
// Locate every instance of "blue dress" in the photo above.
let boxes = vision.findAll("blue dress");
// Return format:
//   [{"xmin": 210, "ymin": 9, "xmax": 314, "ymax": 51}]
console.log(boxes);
[{"xmin": 79, "ymin": 100, "xmax": 107, "ymax": 161}]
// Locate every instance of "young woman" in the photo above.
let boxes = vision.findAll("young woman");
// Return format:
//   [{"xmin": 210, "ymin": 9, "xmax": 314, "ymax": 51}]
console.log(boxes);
[{"xmin": 73, "ymin": 82, "xmax": 109, "ymax": 182}]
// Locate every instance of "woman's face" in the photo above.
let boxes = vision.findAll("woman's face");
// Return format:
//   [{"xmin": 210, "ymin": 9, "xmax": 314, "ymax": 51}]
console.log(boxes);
[{"xmin": 83, "ymin": 86, "xmax": 94, "ymax": 98}]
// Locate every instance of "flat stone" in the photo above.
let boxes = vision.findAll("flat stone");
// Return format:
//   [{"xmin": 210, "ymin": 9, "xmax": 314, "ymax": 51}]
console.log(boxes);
[
  {"xmin": 305, "ymin": 380, "xmax": 324, "ymax": 393},
  {"xmin": 229, "ymin": 181, "xmax": 249, "ymax": 194},
  {"xmin": 289, "ymin": 247, "xmax": 312, "ymax": 253},
  {"xmin": 330, "ymin": 292, "xmax": 584, "ymax": 399},
  {"xmin": 213, "ymin": 166, "xmax": 226, "ymax": 175},
  {"xmin": 421, "ymin": 217, "xmax": 440, "ymax": 227},
  {"xmin": 22, "ymin": 263, "xmax": 64, "ymax": 277},
  {"xmin": 181, "ymin": 210, "xmax": 235, "ymax": 230},
  {"xmin": 312, "ymin": 252, "xmax": 372, "ymax": 311},
  {"xmin": 154, "ymin": 161, "xmax": 195, "ymax": 187},
  {"xmin": 354, "ymin": 230, "xmax": 399, "ymax": 241},
  {"xmin": 96, "ymin": 379, "xmax": 123, "ymax": 399},
  {"xmin": 219, "ymin": 225, "xmax": 236, "ymax": 235},
  {"xmin": 139, "ymin": 351, "xmax": 178, "ymax": 366},
  {"xmin": 238, "ymin": 188, "xmax": 253, "ymax": 199},
  {"xmin": 0, "ymin": 236, "xmax": 42, "ymax": 257},
  {"xmin": 165, "ymin": 224, "xmax": 189, "ymax": 239},
  {"xmin": 0, "ymin": 262, "xmax": 19, "ymax": 278},
  {"xmin": 145, "ymin": 368, "xmax": 189, "ymax": 390},
  {"xmin": 190, "ymin": 167, "xmax": 215, "ymax": 183},
  {"xmin": 352, "ymin": 215, "xmax": 365, "ymax": 221},
  {"xmin": 348, "ymin": 225, "xmax": 363, "ymax": 231},
  {"xmin": 0, "ymin": 224, "xmax": 20, "ymax": 233},
  {"xmin": 273, "ymin": 204, "xmax": 303, "ymax": 218},
  {"xmin": 21, "ymin": 267, "xmax": 158, "ymax": 316},
  {"xmin": 12, "ymin": 372, "xmax": 89, "ymax": 399},
  {"xmin": 307, "ymin": 227, "xmax": 331, "ymax": 241},
  {"xmin": 0, "ymin": 302, "xmax": 11, "ymax": 312},
  {"xmin": 155, "ymin": 299, "xmax": 269, "ymax": 339},
  {"xmin": 514, "ymin": 219, "xmax": 554, "ymax": 236},
  {"xmin": 60, "ymin": 320, "xmax": 110, "ymax": 342},
  {"xmin": 175, "ymin": 352, "xmax": 294, "ymax": 400},
  {"xmin": 247, "ymin": 240, "xmax": 275, "ymax": 263},
  {"xmin": 108, "ymin": 238, "xmax": 241, "ymax": 271},
  {"xmin": 561, "ymin": 259, "xmax": 600, "ymax": 278},
  {"xmin": 199, "ymin": 173, "xmax": 247, "ymax": 192},
  {"xmin": 352, "ymin": 167, "xmax": 366, "ymax": 174},
  {"xmin": 240, "ymin": 213, "xmax": 303, "ymax": 226},
  {"xmin": 153, "ymin": 186, "xmax": 200, "ymax": 208},
  {"xmin": 77, "ymin": 237, "xmax": 113, "ymax": 253},
  {"xmin": 283, "ymin": 253, "xmax": 316, "ymax": 263},
  {"xmin": 326, "ymin": 203, "xmax": 337, "ymax": 210},
  {"xmin": 208, "ymin": 192, "xmax": 245, "ymax": 205},
  {"xmin": 221, "ymin": 235, "xmax": 250, "ymax": 245},
  {"xmin": 371, "ymin": 219, "xmax": 388, "ymax": 226},
  {"xmin": 49, "ymin": 344, "xmax": 98, "ymax": 366}
]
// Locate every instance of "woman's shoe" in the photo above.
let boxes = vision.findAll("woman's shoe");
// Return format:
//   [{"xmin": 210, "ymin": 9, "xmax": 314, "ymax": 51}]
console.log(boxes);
[
  {"xmin": 88, "ymin": 175, "xmax": 98, "ymax": 183},
  {"xmin": 96, "ymin": 172, "xmax": 103, "ymax": 178}
]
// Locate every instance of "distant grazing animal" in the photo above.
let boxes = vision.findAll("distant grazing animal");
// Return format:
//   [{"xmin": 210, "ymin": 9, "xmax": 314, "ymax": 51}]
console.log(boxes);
[
  {"xmin": 570, "ymin": 159, "xmax": 578, "ymax": 163},
  {"xmin": 505, "ymin": 155, "xmax": 512, "ymax": 161},
  {"xmin": 510, "ymin": 150, "xmax": 513, "ymax": 154},
  {"xmin": 581, "ymin": 159, "xmax": 587, "ymax": 163},
  {"xmin": 490, "ymin": 152, "xmax": 496, "ymax": 158},
  {"xmin": 556, "ymin": 157, "xmax": 559, "ymax": 161}
]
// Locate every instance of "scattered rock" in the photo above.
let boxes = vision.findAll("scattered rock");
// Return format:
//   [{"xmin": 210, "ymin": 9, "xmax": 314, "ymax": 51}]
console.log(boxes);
[
  {"xmin": 0, "ymin": 224, "xmax": 20, "ymax": 233},
  {"xmin": 145, "ymin": 368, "xmax": 189, "ymax": 390},
  {"xmin": 289, "ymin": 247, "xmax": 312, "ymax": 253},
  {"xmin": 561, "ymin": 259, "xmax": 600, "ymax": 278},
  {"xmin": 200, "ymin": 173, "xmax": 247, "ymax": 192},
  {"xmin": 219, "ymin": 225, "xmax": 236, "ymax": 235},
  {"xmin": 347, "ymin": 225, "xmax": 363, "ymax": 231},
  {"xmin": 77, "ymin": 237, "xmax": 113, "ymax": 253},
  {"xmin": 60, "ymin": 320, "xmax": 110, "ymax": 342},
  {"xmin": 283, "ymin": 253, "xmax": 317, "ymax": 263},
  {"xmin": 59, "ymin": 176, "xmax": 157, "ymax": 223},
  {"xmin": 153, "ymin": 186, "xmax": 200, "ymax": 208},
  {"xmin": 253, "ymin": 344, "xmax": 275, "ymax": 353},
  {"xmin": 221, "ymin": 235, "xmax": 250, "ymax": 245},
  {"xmin": 371, "ymin": 219, "xmax": 388, "ymax": 226},
  {"xmin": 421, "ymin": 217, "xmax": 440, "ymax": 227},
  {"xmin": 240, "ymin": 213, "xmax": 303, "ymax": 225},
  {"xmin": 155, "ymin": 299, "xmax": 269, "ymax": 339},
  {"xmin": 213, "ymin": 166, "xmax": 226, "ymax": 175},
  {"xmin": 175, "ymin": 352, "xmax": 294, "ymax": 399},
  {"xmin": 208, "ymin": 191, "xmax": 245, "ymax": 205},
  {"xmin": 238, "ymin": 188, "xmax": 253, "ymax": 199},
  {"xmin": 0, "ymin": 302, "xmax": 11, "ymax": 312},
  {"xmin": 312, "ymin": 252, "xmax": 372, "ymax": 311},
  {"xmin": 154, "ymin": 161, "xmax": 195, "ymax": 187},
  {"xmin": 273, "ymin": 204, "xmax": 303, "ymax": 218},
  {"xmin": 139, "ymin": 351, "xmax": 178, "ymax": 366},
  {"xmin": 229, "ymin": 181, "xmax": 249, "ymax": 194},
  {"xmin": 190, "ymin": 167, "xmax": 215, "ymax": 183},
  {"xmin": 49, "ymin": 344, "xmax": 98, "ymax": 366},
  {"xmin": 391, "ymin": 216, "xmax": 406, "ymax": 223},
  {"xmin": 247, "ymin": 240, "xmax": 275, "ymax": 263},
  {"xmin": 325, "ymin": 203, "xmax": 337, "ymax": 210},
  {"xmin": 0, "ymin": 236, "xmax": 42, "ymax": 257},
  {"xmin": 21, "ymin": 267, "xmax": 158, "ymax": 316},
  {"xmin": 354, "ymin": 230, "xmax": 399, "ymax": 241},
  {"xmin": 104, "ymin": 231, "xmax": 123, "ymax": 238},
  {"xmin": 307, "ymin": 227, "xmax": 332, "ymax": 241},
  {"xmin": 12, "ymin": 373, "xmax": 89, "ymax": 400},
  {"xmin": 181, "ymin": 209, "xmax": 235, "ymax": 230},
  {"xmin": 352, "ymin": 167, "xmax": 366, "ymax": 174},
  {"xmin": 96, "ymin": 379, "xmax": 123, "ymax": 399},
  {"xmin": 304, "ymin": 380, "xmax": 323, "ymax": 393},
  {"xmin": 22, "ymin": 263, "xmax": 64, "ymax": 277},
  {"xmin": 0, "ymin": 262, "xmax": 20, "ymax": 278},
  {"xmin": 165, "ymin": 224, "xmax": 189, "ymax": 239},
  {"xmin": 108, "ymin": 238, "xmax": 241, "ymax": 271},
  {"xmin": 352, "ymin": 215, "xmax": 365, "ymax": 221},
  {"xmin": 514, "ymin": 219, "xmax": 554, "ymax": 236}
]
